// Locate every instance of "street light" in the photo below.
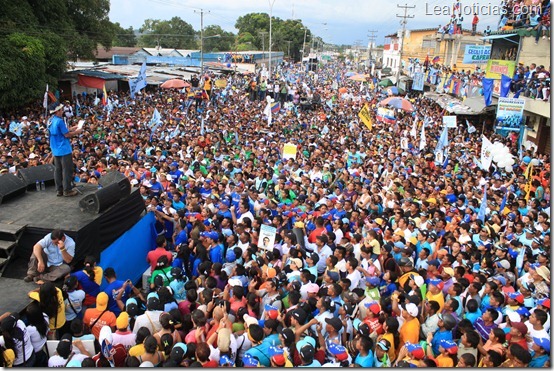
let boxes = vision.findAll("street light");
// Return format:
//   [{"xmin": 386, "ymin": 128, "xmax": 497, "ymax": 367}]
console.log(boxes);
[{"xmin": 200, "ymin": 34, "xmax": 221, "ymax": 74}]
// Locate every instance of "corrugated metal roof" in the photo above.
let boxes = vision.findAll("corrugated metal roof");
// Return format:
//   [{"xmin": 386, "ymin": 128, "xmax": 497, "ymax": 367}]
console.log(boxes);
[{"xmin": 72, "ymin": 70, "xmax": 127, "ymax": 80}]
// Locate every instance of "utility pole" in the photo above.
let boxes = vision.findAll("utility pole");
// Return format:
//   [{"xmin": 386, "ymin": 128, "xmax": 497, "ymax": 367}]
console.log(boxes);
[
  {"xmin": 367, "ymin": 30, "xmax": 378, "ymax": 69},
  {"xmin": 268, "ymin": 0, "xmax": 276, "ymax": 77},
  {"xmin": 396, "ymin": 3, "xmax": 415, "ymax": 81},
  {"xmin": 301, "ymin": 27, "xmax": 308, "ymax": 66},
  {"xmin": 285, "ymin": 40, "xmax": 292, "ymax": 57},
  {"xmin": 259, "ymin": 31, "xmax": 268, "ymax": 66},
  {"xmin": 194, "ymin": 8, "xmax": 210, "ymax": 74}
]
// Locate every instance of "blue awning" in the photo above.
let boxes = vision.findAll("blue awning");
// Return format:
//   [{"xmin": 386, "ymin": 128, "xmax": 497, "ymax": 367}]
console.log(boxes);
[{"xmin": 482, "ymin": 33, "xmax": 517, "ymax": 40}]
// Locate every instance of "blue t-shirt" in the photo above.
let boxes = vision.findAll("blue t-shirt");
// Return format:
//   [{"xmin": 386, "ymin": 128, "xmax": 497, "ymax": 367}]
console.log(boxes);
[
  {"xmin": 355, "ymin": 350, "xmax": 374, "ymax": 367},
  {"xmin": 49, "ymin": 115, "xmax": 71, "ymax": 156},
  {"xmin": 209, "ymin": 244, "xmax": 223, "ymax": 264},
  {"xmin": 431, "ymin": 330, "xmax": 452, "ymax": 355},
  {"xmin": 103, "ymin": 280, "xmax": 130, "ymax": 316},
  {"xmin": 72, "ymin": 270, "xmax": 101, "ymax": 298}
]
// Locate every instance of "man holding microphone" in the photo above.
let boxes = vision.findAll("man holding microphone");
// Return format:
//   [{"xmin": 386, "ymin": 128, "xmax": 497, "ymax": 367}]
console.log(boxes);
[{"xmin": 48, "ymin": 103, "xmax": 82, "ymax": 197}]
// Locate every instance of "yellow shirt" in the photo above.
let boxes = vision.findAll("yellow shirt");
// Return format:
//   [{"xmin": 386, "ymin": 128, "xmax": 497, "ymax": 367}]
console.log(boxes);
[
  {"xmin": 29, "ymin": 288, "xmax": 66, "ymax": 330},
  {"xmin": 381, "ymin": 332, "xmax": 396, "ymax": 362},
  {"xmin": 129, "ymin": 343, "xmax": 146, "ymax": 358},
  {"xmin": 436, "ymin": 353, "xmax": 454, "ymax": 367},
  {"xmin": 3, "ymin": 348, "xmax": 14, "ymax": 367},
  {"xmin": 93, "ymin": 266, "xmax": 103, "ymax": 285},
  {"xmin": 399, "ymin": 317, "xmax": 420, "ymax": 353},
  {"xmin": 426, "ymin": 290, "xmax": 445, "ymax": 312}
]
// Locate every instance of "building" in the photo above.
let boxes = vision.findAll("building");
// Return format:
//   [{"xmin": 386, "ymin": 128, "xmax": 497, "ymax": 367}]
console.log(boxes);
[
  {"xmin": 401, "ymin": 28, "xmax": 484, "ymax": 71},
  {"xmin": 483, "ymin": 30, "xmax": 550, "ymax": 154},
  {"xmin": 383, "ymin": 32, "xmax": 401, "ymax": 76}
]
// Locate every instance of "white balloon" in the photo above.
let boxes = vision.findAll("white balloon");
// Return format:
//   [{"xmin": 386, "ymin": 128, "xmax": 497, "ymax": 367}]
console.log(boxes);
[
  {"xmin": 493, "ymin": 153, "xmax": 504, "ymax": 163},
  {"xmin": 531, "ymin": 159, "xmax": 540, "ymax": 166},
  {"xmin": 497, "ymin": 160, "xmax": 508, "ymax": 168},
  {"xmin": 505, "ymin": 165, "xmax": 513, "ymax": 172},
  {"xmin": 506, "ymin": 157, "xmax": 515, "ymax": 166}
]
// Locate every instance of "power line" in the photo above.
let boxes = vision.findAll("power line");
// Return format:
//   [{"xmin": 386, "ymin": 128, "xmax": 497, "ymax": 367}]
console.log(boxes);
[{"xmin": 396, "ymin": 3, "xmax": 415, "ymax": 81}]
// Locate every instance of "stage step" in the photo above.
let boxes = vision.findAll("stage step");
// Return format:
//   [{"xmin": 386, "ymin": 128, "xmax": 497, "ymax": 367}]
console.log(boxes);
[
  {"xmin": 0, "ymin": 223, "xmax": 26, "ymax": 241},
  {"xmin": 0, "ymin": 240, "xmax": 16, "ymax": 252}
]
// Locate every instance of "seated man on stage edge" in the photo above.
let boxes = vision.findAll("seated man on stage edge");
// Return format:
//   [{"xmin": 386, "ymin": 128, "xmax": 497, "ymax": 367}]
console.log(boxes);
[{"xmin": 25, "ymin": 229, "xmax": 75, "ymax": 283}]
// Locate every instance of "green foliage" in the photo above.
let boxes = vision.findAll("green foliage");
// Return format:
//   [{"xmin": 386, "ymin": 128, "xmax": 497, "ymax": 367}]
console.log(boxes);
[
  {"xmin": 138, "ymin": 17, "xmax": 197, "ymax": 49},
  {"xmin": 112, "ymin": 22, "xmax": 137, "ymax": 47},
  {"xmin": 0, "ymin": 0, "xmax": 115, "ymax": 109},
  {"xmin": 202, "ymin": 25, "xmax": 235, "ymax": 52},
  {"xmin": 235, "ymin": 13, "xmax": 310, "ymax": 61}
]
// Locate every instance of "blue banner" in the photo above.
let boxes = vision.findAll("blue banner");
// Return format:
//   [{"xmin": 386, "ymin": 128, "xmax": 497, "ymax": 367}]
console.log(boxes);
[
  {"xmin": 482, "ymin": 78, "xmax": 494, "ymax": 106},
  {"xmin": 99, "ymin": 212, "xmax": 157, "ymax": 288},
  {"xmin": 462, "ymin": 45, "xmax": 491, "ymax": 64},
  {"xmin": 500, "ymin": 74, "xmax": 512, "ymax": 98},
  {"xmin": 412, "ymin": 72, "xmax": 424, "ymax": 91}
]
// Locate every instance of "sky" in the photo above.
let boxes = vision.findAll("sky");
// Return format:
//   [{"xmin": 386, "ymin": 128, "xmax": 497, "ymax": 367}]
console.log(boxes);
[{"xmin": 109, "ymin": 0, "xmax": 502, "ymax": 46}]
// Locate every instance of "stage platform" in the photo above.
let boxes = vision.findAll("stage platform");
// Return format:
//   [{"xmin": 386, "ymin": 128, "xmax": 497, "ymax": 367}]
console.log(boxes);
[
  {"xmin": 0, "ymin": 182, "xmax": 146, "ymax": 315},
  {"xmin": 0, "ymin": 183, "xmax": 101, "ymax": 230}
]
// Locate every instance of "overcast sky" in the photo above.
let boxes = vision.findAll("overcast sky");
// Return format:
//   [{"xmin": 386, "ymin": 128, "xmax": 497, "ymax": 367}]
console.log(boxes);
[{"xmin": 109, "ymin": 0, "xmax": 501, "ymax": 46}]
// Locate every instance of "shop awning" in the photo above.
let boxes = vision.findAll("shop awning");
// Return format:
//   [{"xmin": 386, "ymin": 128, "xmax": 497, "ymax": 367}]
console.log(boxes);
[{"xmin": 482, "ymin": 33, "xmax": 519, "ymax": 44}]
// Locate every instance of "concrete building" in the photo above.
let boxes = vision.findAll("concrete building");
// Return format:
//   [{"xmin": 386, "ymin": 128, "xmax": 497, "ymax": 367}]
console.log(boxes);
[
  {"xmin": 401, "ymin": 28, "xmax": 484, "ymax": 71},
  {"xmin": 483, "ymin": 30, "xmax": 550, "ymax": 154}
]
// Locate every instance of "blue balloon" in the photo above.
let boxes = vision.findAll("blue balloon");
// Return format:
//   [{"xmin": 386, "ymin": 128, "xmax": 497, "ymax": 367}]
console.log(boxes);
[
  {"xmin": 226, "ymin": 63, "xmax": 231, "ymax": 68},
  {"xmin": 523, "ymin": 156, "xmax": 531, "ymax": 164}
]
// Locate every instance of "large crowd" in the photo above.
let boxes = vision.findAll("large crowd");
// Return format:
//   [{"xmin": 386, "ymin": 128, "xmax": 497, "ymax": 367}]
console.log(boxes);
[{"xmin": 0, "ymin": 58, "xmax": 551, "ymax": 368}]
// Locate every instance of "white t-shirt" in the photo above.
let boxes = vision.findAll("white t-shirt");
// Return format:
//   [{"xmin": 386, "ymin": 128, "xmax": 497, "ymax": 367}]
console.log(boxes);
[
  {"xmin": 346, "ymin": 270, "xmax": 363, "ymax": 291},
  {"xmin": 26, "ymin": 313, "xmax": 49, "ymax": 352},
  {"xmin": 132, "ymin": 310, "xmax": 162, "ymax": 334},
  {"xmin": 112, "ymin": 330, "xmax": 136, "ymax": 350},
  {"xmin": 0, "ymin": 320, "xmax": 34, "ymax": 366},
  {"xmin": 48, "ymin": 353, "xmax": 88, "ymax": 367}
]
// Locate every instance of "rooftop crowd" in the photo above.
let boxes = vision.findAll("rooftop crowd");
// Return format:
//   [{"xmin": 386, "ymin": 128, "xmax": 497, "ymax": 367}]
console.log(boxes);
[{"xmin": 0, "ymin": 58, "xmax": 551, "ymax": 367}]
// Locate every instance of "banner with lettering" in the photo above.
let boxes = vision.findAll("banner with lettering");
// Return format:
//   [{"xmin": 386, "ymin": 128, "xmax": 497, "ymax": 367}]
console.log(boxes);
[
  {"xmin": 485, "ymin": 60, "xmax": 516, "ymax": 79},
  {"xmin": 462, "ymin": 45, "xmax": 491, "ymax": 64}
]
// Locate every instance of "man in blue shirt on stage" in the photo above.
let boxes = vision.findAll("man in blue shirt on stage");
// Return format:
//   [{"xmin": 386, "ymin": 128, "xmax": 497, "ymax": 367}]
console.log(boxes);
[{"xmin": 48, "ymin": 103, "xmax": 82, "ymax": 197}]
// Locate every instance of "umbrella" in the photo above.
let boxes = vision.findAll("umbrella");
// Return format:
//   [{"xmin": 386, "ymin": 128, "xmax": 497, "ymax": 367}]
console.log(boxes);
[
  {"xmin": 379, "ymin": 97, "xmax": 414, "ymax": 112},
  {"xmin": 386, "ymin": 86, "xmax": 405, "ymax": 95},
  {"xmin": 160, "ymin": 79, "xmax": 190, "ymax": 89},
  {"xmin": 378, "ymin": 78, "xmax": 394, "ymax": 87},
  {"xmin": 348, "ymin": 74, "xmax": 370, "ymax": 82}
]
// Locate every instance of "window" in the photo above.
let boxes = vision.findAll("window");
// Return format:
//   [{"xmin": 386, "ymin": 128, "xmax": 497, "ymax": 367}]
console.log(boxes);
[{"xmin": 422, "ymin": 39, "xmax": 437, "ymax": 49}]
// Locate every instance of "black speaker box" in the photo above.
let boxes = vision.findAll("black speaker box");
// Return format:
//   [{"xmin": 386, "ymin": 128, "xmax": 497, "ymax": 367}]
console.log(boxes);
[
  {"xmin": 79, "ymin": 177, "xmax": 131, "ymax": 214},
  {"xmin": 17, "ymin": 164, "xmax": 55, "ymax": 190},
  {"xmin": 0, "ymin": 174, "xmax": 27, "ymax": 204}
]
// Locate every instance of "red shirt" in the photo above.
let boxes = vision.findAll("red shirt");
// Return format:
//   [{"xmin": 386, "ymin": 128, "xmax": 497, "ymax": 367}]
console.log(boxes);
[
  {"xmin": 92, "ymin": 343, "xmax": 127, "ymax": 367},
  {"xmin": 146, "ymin": 247, "xmax": 173, "ymax": 271},
  {"xmin": 203, "ymin": 360, "xmax": 218, "ymax": 367},
  {"xmin": 308, "ymin": 227, "xmax": 326, "ymax": 243}
]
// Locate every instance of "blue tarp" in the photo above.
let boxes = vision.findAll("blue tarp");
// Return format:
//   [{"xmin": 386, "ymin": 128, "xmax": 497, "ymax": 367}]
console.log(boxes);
[{"xmin": 99, "ymin": 212, "xmax": 157, "ymax": 289}]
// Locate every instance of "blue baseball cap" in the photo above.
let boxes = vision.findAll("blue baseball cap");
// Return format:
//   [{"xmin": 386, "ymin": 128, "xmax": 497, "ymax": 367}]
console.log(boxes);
[
  {"xmin": 328, "ymin": 342, "xmax": 347, "ymax": 356},
  {"xmin": 428, "ymin": 278, "xmax": 443, "ymax": 287},
  {"xmin": 242, "ymin": 354, "xmax": 259, "ymax": 367},
  {"xmin": 201, "ymin": 231, "xmax": 219, "ymax": 241},
  {"xmin": 226, "ymin": 249, "xmax": 236, "ymax": 262},
  {"xmin": 365, "ymin": 276, "xmax": 380, "ymax": 286},
  {"xmin": 219, "ymin": 199, "xmax": 231, "ymax": 207},
  {"xmin": 220, "ymin": 354, "xmax": 234, "ymax": 366},
  {"xmin": 268, "ymin": 346, "xmax": 284, "ymax": 357},
  {"xmin": 516, "ymin": 306, "xmax": 531, "ymax": 317},
  {"xmin": 533, "ymin": 337, "xmax": 550, "ymax": 352}
]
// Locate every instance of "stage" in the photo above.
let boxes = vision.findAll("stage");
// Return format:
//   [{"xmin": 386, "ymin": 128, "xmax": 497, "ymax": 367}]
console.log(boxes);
[{"xmin": 0, "ymin": 182, "xmax": 146, "ymax": 315}]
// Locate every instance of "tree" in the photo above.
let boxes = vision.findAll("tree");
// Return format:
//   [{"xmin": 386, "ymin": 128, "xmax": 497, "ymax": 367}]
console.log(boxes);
[
  {"xmin": 202, "ymin": 25, "xmax": 235, "ymax": 52},
  {"xmin": 235, "ymin": 13, "xmax": 310, "ymax": 61},
  {"xmin": 112, "ymin": 22, "xmax": 137, "ymax": 47},
  {"xmin": 0, "ymin": 0, "xmax": 116, "ymax": 109},
  {"xmin": 138, "ymin": 17, "xmax": 196, "ymax": 49}
]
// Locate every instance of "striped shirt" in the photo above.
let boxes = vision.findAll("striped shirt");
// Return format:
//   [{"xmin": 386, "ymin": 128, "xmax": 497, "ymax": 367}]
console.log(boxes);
[{"xmin": 474, "ymin": 317, "xmax": 497, "ymax": 341}]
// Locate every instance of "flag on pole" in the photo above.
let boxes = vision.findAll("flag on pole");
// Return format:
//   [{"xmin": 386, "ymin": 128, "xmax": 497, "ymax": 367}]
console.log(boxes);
[
  {"xmin": 481, "ymin": 135, "xmax": 493, "ymax": 171},
  {"xmin": 477, "ymin": 186, "xmax": 487, "ymax": 222},
  {"xmin": 410, "ymin": 118, "xmax": 418, "ymax": 137},
  {"xmin": 102, "ymin": 84, "xmax": 108, "ymax": 106},
  {"xmin": 200, "ymin": 116, "xmax": 205, "ymax": 135},
  {"xmin": 499, "ymin": 192, "xmax": 507, "ymax": 214},
  {"xmin": 129, "ymin": 62, "xmax": 147, "ymax": 98},
  {"xmin": 43, "ymin": 84, "xmax": 49, "ymax": 109},
  {"xmin": 435, "ymin": 126, "xmax": 449, "ymax": 154},
  {"xmin": 419, "ymin": 120, "xmax": 426, "ymax": 151},
  {"xmin": 170, "ymin": 123, "xmax": 180, "ymax": 139},
  {"xmin": 465, "ymin": 119, "xmax": 476, "ymax": 134},
  {"xmin": 148, "ymin": 108, "xmax": 162, "ymax": 130}
]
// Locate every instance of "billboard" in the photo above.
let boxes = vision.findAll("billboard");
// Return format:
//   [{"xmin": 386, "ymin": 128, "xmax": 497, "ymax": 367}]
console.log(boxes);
[
  {"xmin": 496, "ymin": 97, "xmax": 525, "ymax": 132},
  {"xmin": 485, "ymin": 60, "xmax": 516, "ymax": 79},
  {"xmin": 462, "ymin": 45, "xmax": 491, "ymax": 64}
]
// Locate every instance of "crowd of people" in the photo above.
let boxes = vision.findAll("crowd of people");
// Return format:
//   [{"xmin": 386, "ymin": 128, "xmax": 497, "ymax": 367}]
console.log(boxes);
[{"xmin": 0, "ymin": 58, "xmax": 551, "ymax": 368}]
